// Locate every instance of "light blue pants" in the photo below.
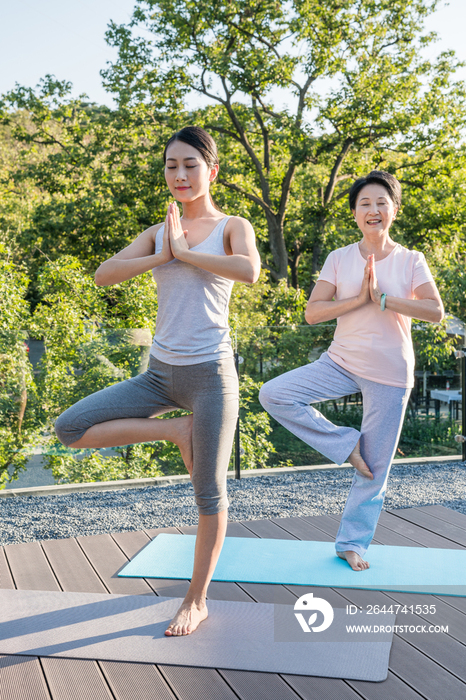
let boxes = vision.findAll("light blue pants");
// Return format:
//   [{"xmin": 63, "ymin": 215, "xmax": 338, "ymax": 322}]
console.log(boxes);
[{"xmin": 259, "ymin": 352, "xmax": 411, "ymax": 556}]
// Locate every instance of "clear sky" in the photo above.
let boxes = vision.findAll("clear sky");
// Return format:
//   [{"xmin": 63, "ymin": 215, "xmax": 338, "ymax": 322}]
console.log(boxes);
[{"xmin": 1, "ymin": 0, "xmax": 465, "ymax": 108}]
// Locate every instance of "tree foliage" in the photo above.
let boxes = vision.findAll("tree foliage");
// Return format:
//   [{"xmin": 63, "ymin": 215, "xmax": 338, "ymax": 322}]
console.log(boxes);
[
  {"xmin": 101, "ymin": 0, "xmax": 466, "ymax": 288},
  {"xmin": 0, "ymin": 0, "xmax": 464, "ymax": 485}
]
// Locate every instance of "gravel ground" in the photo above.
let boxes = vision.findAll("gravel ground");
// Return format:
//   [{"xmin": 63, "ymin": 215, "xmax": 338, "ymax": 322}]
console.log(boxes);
[{"xmin": 0, "ymin": 461, "xmax": 465, "ymax": 546}]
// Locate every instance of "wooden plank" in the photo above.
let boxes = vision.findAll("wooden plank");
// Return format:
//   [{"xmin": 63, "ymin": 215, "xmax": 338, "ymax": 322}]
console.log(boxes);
[
  {"xmin": 219, "ymin": 669, "xmax": 304, "ymax": 700},
  {"xmin": 76, "ymin": 534, "xmax": 154, "ymax": 596},
  {"xmin": 41, "ymin": 538, "xmax": 107, "ymax": 594},
  {"xmin": 414, "ymin": 505, "xmax": 466, "ymax": 530},
  {"xmin": 369, "ymin": 522, "xmax": 429, "ymax": 547},
  {"xmin": 271, "ymin": 517, "xmax": 334, "ymax": 542},
  {"xmin": 0, "ymin": 655, "xmax": 51, "ymax": 700},
  {"xmin": 206, "ymin": 580, "xmax": 255, "ymax": 602},
  {"xmin": 283, "ymin": 673, "xmax": 385, "ymax": 700},
  {"xmin": 239, "ymin": 518, "xmax": 298, "ymax": 540},
  {"xmin": 99, "ymin": 661, "xmax": 177, "ymax": 700},
  {"xmin": 236, "ymin": 580, "xmax": 298, "ymax": 604},
  {"xmin": 142, "ymin": 579, "xmax": 191, "ymax": 598},
  {"xmin": 387, "ymin": 508, "xmax": 466, "ymax": 547},
  {"xmin": 348, "ymin": 671, "xmax": 428, "ymax": 700},
  {"xmin": 433, "ymin": 590, "xmax": 466, "ymax": 617},
  {"xmin": 3, "ymin": 542, "xmax": 60, "ymax": 591},
  {"xmin": 385, "ymin": 634, "xmax": 466, "ymax": 699},
  {"xmin": 41, "ymin": 658, "xmax": 114, "ymax": 700},
  {"xmin": 381, "ymin": 590, "xmax": 466, "ymax": 646},
  {"xmin": 377, "ymin": 511, "xmax": 464, "ymax": 549},
  {"xmin": 174, "ymin": 521, "xmax": 260, "ymax": 538},
  {"xmin": 393, "ymin": 612, "xmax": 466, "ymax": 682},
  {"xmin": 0, "ymin": 547, "xmax": 14, "ymax": 590},
  {"xmin": 287, "ymin": 582, "xmax": 351, "ymax": 610},
  {"xmin": 144, "ymin": 526, "xmax": 183, "ymax": 539},
  {"xmin": 324, "ymin": 512, "xmax": 422, "ymax": 548},
  {"xmin": 299, "ymin": 514, "xmax": 340, "ymax": 537},
  {"xmin": 111, "ymin": 530, "xmax": 152, "ymax": 560},
  {"xmin": 176, "ymin": 525, "xmax": 198, "ymax": 535},
  {"xmin": 226, "ymin": 521, "xmax": 260, "ymax": 538},
  {"xmin": 335, "ymin": 576, "xmax": 466, "ymax": 690},
  {"xmin": 158, "ymin": 665, "xmax": 239, "ymax": 700}
]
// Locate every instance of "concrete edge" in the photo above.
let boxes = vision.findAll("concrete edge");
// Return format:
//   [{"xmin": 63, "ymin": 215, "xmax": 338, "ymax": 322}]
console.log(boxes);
[{"xmin": 1, "ymin": 454, "xmax": 463, "ymax": 499}]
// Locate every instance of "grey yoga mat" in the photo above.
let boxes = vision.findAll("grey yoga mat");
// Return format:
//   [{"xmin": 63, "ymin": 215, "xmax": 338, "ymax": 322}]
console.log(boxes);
[
  {"xmin": 118, "ymin": 534, "xmax": 466, "ymax": 596},
  {"xmin": 0, "ymin": 589, "xmax": 395, "ymax": 681}
]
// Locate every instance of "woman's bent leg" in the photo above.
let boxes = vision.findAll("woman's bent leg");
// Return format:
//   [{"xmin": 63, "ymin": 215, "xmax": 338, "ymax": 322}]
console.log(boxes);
[
  {"xmin": 54, "ymin": 359, "xmax": 177, "ymax": 446},
  {"xmin": 259, "ymin": 353, "xmax": 361, "ymax": 465},
  {"xmin": 335, "ymin": 381, "xmax": 411, "ymax": 558},
  {"xmin": 54, "ymin": 358, "xmax": 193, "ymax": 471}
]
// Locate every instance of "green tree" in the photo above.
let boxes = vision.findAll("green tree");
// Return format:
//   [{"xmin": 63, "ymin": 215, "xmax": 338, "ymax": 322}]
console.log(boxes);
[
  {"xmin": 103, "ymin": 0, "xmax": 466, "ymax": 288},
  {"xmin": 0, "ymin": 77, "xmax": 186, "ymax": 295},
  {"xmin": 0, "ymin": 246, "xmax": 39, "ymax": 485}
]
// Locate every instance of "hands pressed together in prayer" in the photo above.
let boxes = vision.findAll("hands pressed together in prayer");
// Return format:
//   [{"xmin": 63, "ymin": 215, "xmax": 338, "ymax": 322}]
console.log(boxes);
[
  {"xmin": 358, "ymin": 254, "xmax": 384, "ymax": 306},
  {"xmin": 160, "ymin": 201, "xmax": 189, "ymax": 264}
]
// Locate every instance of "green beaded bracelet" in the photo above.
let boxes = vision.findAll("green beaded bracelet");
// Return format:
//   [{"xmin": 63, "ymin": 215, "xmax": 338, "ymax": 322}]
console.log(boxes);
[{"xmin": 380, "ymin": 293, "xmax": 387, "ymax": 311}]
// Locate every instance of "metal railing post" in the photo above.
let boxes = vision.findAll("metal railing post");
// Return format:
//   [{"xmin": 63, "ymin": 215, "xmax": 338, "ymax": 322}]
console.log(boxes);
[
  {"xmin": 234, "ymin": 330, "xmax": 241, "ymax": 479},
  {"xmin": 454, "ymin": 347, "xmax": 466, "ymax": 461},
  {"xmin": 234, "ymin": 351, "xmax": 241, "ymax": 479}
]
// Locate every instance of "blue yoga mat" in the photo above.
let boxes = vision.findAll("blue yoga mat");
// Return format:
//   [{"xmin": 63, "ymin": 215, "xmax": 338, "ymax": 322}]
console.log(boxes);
[{"xmin": 118, "ymin": 534, "xmax": 466, "ymax": 596}]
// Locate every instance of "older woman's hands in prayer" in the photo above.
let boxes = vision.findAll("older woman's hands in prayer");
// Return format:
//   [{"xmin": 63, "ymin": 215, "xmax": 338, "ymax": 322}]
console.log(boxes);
[{"xmin": 368, "ymin": 254, "xmax": 383, "ymax": 304}]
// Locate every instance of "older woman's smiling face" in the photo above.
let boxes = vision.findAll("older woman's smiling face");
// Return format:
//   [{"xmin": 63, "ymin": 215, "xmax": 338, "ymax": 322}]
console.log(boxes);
[{"xmin": 353, "ymin": 183, "xmax": 398, "ymax": 237}]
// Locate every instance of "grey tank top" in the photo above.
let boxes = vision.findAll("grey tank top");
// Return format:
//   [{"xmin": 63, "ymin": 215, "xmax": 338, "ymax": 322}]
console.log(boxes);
[{"xmin": 150, "ymin": 215, "xmax": 234, "ymax": 365}]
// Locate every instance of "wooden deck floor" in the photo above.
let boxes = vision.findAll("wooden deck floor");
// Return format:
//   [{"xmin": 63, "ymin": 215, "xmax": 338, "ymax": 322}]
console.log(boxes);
[{"xmin": 1, "ymin": 505, "xmax": 466, "ymax": 699}]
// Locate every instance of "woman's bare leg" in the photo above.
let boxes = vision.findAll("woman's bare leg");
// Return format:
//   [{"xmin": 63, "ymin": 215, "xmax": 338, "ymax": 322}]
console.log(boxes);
[
  {"xmin": 165, "ymin": 508, "xmax": 228, "ymax": 636},
  {"xmin": 67, "ymin": 415, "xmax": 193, "ymax": 477}
]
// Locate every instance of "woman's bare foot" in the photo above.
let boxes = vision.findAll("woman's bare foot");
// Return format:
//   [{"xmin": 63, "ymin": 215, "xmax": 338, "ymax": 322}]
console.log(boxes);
[
  {"xmin": 337, "ymin": 551, "xmax": 370, "ymax": 571},
  {"xmin": 347, "ymin": 441, "xmax": 373, "ymax": 479},
  {"xmin": 165, "ymin": 599, "xmax": 208, "ymax": 636},
  {"xmin": 174, "ymin": 414, "xmax": 193, "ymax": 479}
]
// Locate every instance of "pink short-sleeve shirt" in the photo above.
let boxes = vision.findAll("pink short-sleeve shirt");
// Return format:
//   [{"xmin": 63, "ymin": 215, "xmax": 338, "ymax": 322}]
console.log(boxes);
[{"xmin": 318, "ymin": 242, "xmax": 434, "ymax": 388}]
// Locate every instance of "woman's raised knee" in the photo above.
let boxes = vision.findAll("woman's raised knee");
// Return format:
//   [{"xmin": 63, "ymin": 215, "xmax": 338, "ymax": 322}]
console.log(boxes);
[
  {"xmin": 54, "ymin": 409, "xmax": 86, "ymax": 447},
  {"xmin": 259, "ymin": 377, "xmax": 286, "ymax": 411}
]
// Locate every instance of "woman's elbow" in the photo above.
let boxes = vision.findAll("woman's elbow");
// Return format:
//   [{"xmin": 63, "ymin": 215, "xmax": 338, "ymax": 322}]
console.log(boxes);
[
  {"xmin": 94, "ymin": 264, "xmax": 111, "ymax": 286},
  {"xmin": 94, "ymin": 269, "xmax": 105, "ymax": 286},
  {"xmin": 304, "ymin": 308, "xmax": 317, "ymax": 325},
  {"xmin": 243, "ymin": 260, "xmax": 261, "ymax": 284}
]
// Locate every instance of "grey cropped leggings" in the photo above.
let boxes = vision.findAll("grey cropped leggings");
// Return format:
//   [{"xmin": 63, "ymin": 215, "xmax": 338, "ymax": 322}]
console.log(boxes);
[
  {"xmin": 55, "ymin": 355, "xmax": 239, "ymax": 515},
  {"xmin": 259, "ymin": 352, "xmax": 411, "ymax": 556}
]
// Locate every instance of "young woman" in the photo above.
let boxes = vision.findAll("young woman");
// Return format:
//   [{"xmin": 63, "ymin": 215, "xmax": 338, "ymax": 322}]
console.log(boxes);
[
  {"xmin": 55, "ymin": 126, "xmax": 261, "ymax": 635},
  {"xmin": 260, "ymin": 171, "xmax": 443, "ymax": 571}
]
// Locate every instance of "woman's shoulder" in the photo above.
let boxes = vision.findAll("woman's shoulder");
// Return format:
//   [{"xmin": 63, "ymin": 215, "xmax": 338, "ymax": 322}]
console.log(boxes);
[
  {"xmin": 393, "ymin": 243, "xmax": 428, "ymax": 263},
  {"xmin": 141, "ymin": 221, "xmax": 165, "ymax": 242},
  {"xmin": 224, "ymin": 214, "xmax": 252, "ymax": 226},
  {"xmin": 224, "ymin": 215, "xmax": 255, "ymax": 236},
  {"xmin": 327, "ymin": 242, "xmax": 359, "ymax": 259}
]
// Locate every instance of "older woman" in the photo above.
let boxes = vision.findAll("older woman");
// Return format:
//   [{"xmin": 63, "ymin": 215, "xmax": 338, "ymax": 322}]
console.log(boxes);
[{"xmin": 259, "ymin": 170, "xmax": 443, "ymax": 571}]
